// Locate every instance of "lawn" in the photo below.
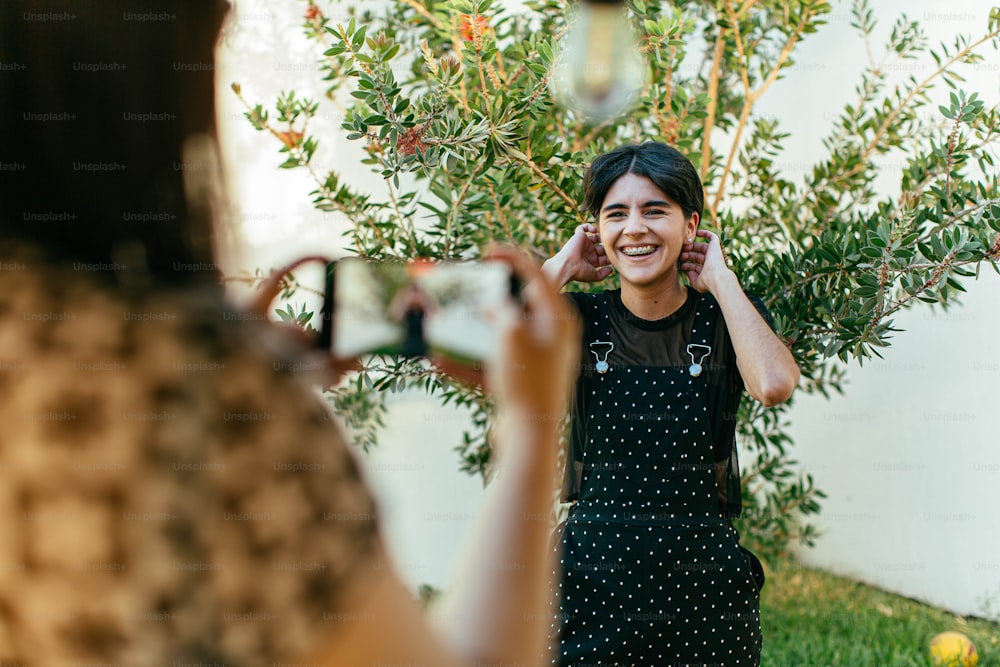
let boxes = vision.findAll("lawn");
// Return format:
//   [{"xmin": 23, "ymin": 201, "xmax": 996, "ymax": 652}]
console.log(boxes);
[{"xmin": 761, "ymin": 557, "xmax": 1000, "ymax": 666}]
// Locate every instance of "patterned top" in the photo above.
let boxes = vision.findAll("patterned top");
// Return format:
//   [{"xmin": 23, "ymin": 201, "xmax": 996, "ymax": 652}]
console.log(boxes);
[{"xmin": 0, "ymin": 251, "xmax": 378, "ymax": 665}]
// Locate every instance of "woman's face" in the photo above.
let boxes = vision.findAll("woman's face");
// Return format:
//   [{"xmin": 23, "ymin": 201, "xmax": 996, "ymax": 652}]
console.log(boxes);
[{"xmin": 597, "ymin": 173, "xmax": 699, "ymax": 292}]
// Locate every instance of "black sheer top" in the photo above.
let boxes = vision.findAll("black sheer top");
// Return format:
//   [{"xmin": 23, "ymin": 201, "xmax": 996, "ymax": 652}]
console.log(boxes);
[{"xmin": 561, "ymin": 288, "xmax": 773, "ymax": 518}]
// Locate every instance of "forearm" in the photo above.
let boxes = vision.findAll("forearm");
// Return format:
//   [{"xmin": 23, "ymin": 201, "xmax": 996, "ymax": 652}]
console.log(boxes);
[
  {"xmin": 432, "ymin": 411, "xmax": 562, "ymax": 667},
  {"xmin": 710, "ymin": 270, "xmax": 800, "ymax": 406},
  {"xmin": 541, "ymin": 254, "xmax": 573, "ymax": 290}
]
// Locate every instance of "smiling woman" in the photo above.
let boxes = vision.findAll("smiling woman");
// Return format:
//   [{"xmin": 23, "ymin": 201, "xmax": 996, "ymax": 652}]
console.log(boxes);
[{"xmin": 542, "ymin": 141, "xmax": 800, "ymax": 667}]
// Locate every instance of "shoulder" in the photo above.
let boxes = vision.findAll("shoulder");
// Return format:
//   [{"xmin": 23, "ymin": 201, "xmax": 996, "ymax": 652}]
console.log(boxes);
[
  {"xmin": 563, "ymin": 290, "xmax": 598, "ymax": 311},
  {"xmin": 0, "ymin": 258, "xmax": 378, "ymax": 664},
  {"xmin": 563, "ymin": 289, "xmax": 610, "ymax": 330},
  {"xmin": 695, "ymin": 290, "xmax": 772, "ymax": 328}
]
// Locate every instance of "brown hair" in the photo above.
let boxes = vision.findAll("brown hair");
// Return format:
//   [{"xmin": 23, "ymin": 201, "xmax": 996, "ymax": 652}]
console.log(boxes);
[{"xmin": 0, "ymin": 1, "xmax": 229, "ymax": 286}]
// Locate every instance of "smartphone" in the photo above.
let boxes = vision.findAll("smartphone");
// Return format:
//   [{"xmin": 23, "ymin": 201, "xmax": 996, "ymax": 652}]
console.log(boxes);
[{"xmin": 317, "ymin": 258, "xmax": 521, "ymax": 363}]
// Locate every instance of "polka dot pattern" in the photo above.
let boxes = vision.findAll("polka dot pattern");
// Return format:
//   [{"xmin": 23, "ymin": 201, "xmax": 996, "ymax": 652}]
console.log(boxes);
[{"xmin": 549, "ymin": 295, "xmax": 762, "ymax": 666}]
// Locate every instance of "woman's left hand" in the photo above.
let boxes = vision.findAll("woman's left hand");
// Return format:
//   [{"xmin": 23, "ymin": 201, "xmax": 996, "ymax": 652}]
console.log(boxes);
[
  {"xmin": 680, "ymin": 229, "xmax": 734, "ymax": 295},
  {"xmin": 245, "ymin": 255, "xmax": 362, "ymax": 388}
]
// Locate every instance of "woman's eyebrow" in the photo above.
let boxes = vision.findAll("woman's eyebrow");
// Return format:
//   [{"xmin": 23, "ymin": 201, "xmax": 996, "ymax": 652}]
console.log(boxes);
[{"xmin": 601, "ymin": 200, "xmax": 671, "ymax": 213}]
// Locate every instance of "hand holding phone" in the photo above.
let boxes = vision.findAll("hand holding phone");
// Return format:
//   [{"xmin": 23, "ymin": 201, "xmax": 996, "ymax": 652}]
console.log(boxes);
[
  {"xmin": 481, "ymin": 245, "xmax": 581, "ymax": 428},
  {"xmin": 241, "ymin": 255, "xmax": 360, "ymax": 388}
]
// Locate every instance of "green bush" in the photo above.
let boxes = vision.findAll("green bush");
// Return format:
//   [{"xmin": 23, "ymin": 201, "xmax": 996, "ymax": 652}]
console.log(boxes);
[{"xmin": 234, "ymin": 0, "xmax": 1000, "ymax": 558}]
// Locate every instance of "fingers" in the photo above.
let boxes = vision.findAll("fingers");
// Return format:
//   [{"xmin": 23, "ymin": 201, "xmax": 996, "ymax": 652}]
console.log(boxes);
[
  {"xmin": 320, "ymin": 356, "xmax": 365, "ymax": 390},
  {"xmin": 429, "ymin": 354, "xmax": 486, "ymax": 389},
  {"xmin": 247, "ymin": 255, "xmax": 330, "ymax": 317},
  {"xmin": 680, "ymin": 243, "xmax": 707, "ymax": 263},
  {"xmin": 576, "ymin": 222, "xmax": 602, "ymax": 248},
  {"xmin": 487, "ymin": 244, "xmax": 562, "ymax": 313}
]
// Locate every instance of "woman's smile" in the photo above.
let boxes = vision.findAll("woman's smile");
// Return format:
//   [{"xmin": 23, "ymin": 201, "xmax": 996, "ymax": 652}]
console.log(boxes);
[{"xmin": 619, "ymin": 244, "xmax": 659, "ymax": 257}]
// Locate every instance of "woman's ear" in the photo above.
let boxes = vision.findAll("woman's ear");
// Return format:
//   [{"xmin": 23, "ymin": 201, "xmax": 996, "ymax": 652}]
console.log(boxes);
[{"xmin": 687, "ymin": 212, "xmax": 700, "ymax": 241}]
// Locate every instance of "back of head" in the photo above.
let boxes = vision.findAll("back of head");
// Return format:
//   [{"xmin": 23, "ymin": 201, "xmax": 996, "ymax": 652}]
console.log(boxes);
[
  {"xmin": 582, "ymin": 142, "xmax": 704, "ymax": 221},
  {"xmin": 0, "ymin": 0, "xmax": 229, "ymax": 288},
  {"xmin": 0, "ymin": 5, "xmax": 385, "ymax": 666}
]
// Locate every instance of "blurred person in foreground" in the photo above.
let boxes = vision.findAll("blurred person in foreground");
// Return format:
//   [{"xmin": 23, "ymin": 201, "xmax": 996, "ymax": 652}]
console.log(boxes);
[{"xmin": 0, "ymin": 2, "xmax": 579, "ymax": 665}]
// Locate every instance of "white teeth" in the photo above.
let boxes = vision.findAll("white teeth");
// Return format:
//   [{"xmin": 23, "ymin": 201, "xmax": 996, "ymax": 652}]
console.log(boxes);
[{"xmin": 621, "ymin": 245, "xmax": 657, "ymax": 256}]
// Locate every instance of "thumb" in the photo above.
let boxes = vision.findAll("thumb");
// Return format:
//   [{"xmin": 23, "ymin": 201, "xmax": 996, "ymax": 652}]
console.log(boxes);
[{"xmin": 246, "ymin": 255, "xmax": 329, "ymax": 317}]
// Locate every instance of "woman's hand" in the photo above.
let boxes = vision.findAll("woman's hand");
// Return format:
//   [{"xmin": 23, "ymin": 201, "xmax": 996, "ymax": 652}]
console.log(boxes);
[
  {"xmin": 487, "ymin": 245, "xmax": 581, "ymax": 425},
  {"xmin": 542, "ymin": 223, "xmax": 613, "ymax": 288},
  {"xmin": 429, "ymin": 248, "xmax": 579, "ymax": 667},
  {"xmin": 681, "ymin": 230, "xmax": 801, "ymax": 406},
  {"xmin": 680, "ymin": 229, "xmax": 734, "ymax": 295},
  {"xmin": 245, "ymin": 255, "xmax": 361, "ymax": 388}
]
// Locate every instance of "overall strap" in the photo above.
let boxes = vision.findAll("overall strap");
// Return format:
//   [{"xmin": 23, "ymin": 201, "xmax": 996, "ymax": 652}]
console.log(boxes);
[
  {"xmin": 583, "ymin": 291, "xmax": 614, "ymax": 379},
  {"xmin": 686, "ymin": 293, "xmax": 715, "ymax": 379}
]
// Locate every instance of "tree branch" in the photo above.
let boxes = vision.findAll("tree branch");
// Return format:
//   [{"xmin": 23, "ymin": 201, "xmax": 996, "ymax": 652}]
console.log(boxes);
[
  {"xmin": 712, "ymin": 9, "xmax": 811, "ymax": 215},
  {"xmin": 699, "ymin": 36, "xmax": 727, "ymax": 192},
  {"xmin": 839, "ymin": 30, "xmax": 1000, "ymax": 183}
]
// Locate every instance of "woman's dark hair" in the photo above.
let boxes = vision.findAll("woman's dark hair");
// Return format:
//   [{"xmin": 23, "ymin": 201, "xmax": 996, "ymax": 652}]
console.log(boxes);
[
  {"xmin": 0, "ymin": 1, "xmax": 228, "ymax": 287},
  {"xmin": 582, "ymin": 142, "xmax": 704, "ymax": 221}
]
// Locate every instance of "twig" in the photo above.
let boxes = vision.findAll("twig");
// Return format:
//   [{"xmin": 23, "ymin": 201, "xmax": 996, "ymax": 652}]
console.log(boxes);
[
  {"xmin": 725, "ymin": 0, "xmax": 752, "ymax": 96},
  {"xmin": 444, "ymin": 162, "xmax": 485, "ymax": 257},
  {"xmin": 386, "ymin": 179, "xmax": 419, "ymax": 253},
  {"xmin": 400, "ymin": 0, "xmax": 442, "ymax": 29},
  {"xmin": 839, "ymin": 30, "xmax": 999, "ymax": 183},
  {"xmin": 571, "ymin": 116, "xmax": 617, "ymax": 153},
  {"xmin": 712, "ymin": 8, "xmax": 810, "ymax": 215},
  {"xmin": 521, "ymin": 158, "xmax": 579, "ymax": 213},
  {"xmin": 699, "ymin": 37, "xmax": 726, "ymax": 189},
  {"xmin": 488, "ymin": 183, "xmax": 516, "ymax": 244},
  {"xmin": 945, "ymin": 116, "xmax": 961, "ymax": 204}
]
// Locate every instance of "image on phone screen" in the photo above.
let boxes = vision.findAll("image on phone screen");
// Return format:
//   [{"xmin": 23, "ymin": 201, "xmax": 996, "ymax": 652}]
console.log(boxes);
[{"xmin": 320, "ymin": 258, "xmax": 516, "ymax": 364}]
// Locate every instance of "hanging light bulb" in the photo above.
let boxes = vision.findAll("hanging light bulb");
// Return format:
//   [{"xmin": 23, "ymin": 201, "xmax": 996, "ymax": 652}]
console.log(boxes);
[{"xmin": 549, "ymin": 0, "xmax": 647, "ymax": 123}]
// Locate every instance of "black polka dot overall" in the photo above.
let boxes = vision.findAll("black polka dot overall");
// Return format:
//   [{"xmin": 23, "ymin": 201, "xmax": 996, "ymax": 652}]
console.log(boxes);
[{"xmin": 550, "ymin": 294, "xmax": 762, "ymax": 667}]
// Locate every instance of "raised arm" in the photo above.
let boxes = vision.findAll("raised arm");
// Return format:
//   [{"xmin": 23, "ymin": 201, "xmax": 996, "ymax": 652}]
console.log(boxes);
[
  {"xmin": 306, "ymin": 247, "xmax": 580, "ymax": 667},
  {"xmin": 542, "ymin": 222, "xmax": 613, "ymax": 289},
  {"xmin": 681, "ymin": 229, "xmax": 800, "ymax": 407},
  {"xmin": 431, "ymin": 245, "xmax": 580, "ymax": 665}
]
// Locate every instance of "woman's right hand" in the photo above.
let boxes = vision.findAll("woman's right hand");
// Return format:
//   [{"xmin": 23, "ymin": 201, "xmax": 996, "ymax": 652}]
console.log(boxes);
[
  {"xmin": 487, "ymin": 245, "xmax": 581, "ymax": 428},
  {"xmin": 542, "ymin": 223, "xmax": 613, "ymax": 288}
]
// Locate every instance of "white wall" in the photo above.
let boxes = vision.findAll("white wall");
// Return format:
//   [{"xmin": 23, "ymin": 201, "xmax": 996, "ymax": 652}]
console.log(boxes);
[
  {"xmin": 215, "ymin": 0, "xmax": 1000, "ymax": 611},
  {"xmin": 785, "ymin": 277, "xmax": 1000, "ymax": 619},
  {"xmin": 752, "ymin": 0, "xmax": 1000, "ymax": 620}
]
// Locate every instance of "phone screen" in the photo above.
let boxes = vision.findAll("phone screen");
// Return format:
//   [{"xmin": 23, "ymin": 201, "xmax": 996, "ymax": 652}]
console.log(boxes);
[{"xmin": 318, "ymin": 258, "xmax": 519, "ymax": 363}]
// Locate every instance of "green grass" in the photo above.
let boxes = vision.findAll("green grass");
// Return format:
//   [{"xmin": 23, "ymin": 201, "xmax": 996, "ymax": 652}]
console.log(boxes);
[{"xmin": 761, "ymin": 557, "xmax": 1000, "ymax": 667}]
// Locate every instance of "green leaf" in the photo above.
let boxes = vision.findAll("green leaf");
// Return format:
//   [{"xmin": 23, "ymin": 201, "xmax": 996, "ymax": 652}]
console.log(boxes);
[{"xmin": 352, "ymin": 25, "xmax": 368, "ymax": 50}]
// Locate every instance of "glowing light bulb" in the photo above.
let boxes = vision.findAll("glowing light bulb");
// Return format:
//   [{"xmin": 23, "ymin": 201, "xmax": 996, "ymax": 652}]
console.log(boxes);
[{"xmin": 549, "ymin": 0, "xmax": 647, "ymax": 123}]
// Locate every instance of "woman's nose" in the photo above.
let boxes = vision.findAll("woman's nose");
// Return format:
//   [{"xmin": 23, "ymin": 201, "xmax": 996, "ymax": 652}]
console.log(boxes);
[{"xmin": 623, "ymin": 211, "xmax": 647, "ymax": 235}]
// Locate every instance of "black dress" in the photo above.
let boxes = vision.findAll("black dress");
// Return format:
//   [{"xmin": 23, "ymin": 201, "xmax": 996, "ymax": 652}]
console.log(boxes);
[{"xmin": 549, "ymin": 288, "xmax": 766, "ymax": 667}]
